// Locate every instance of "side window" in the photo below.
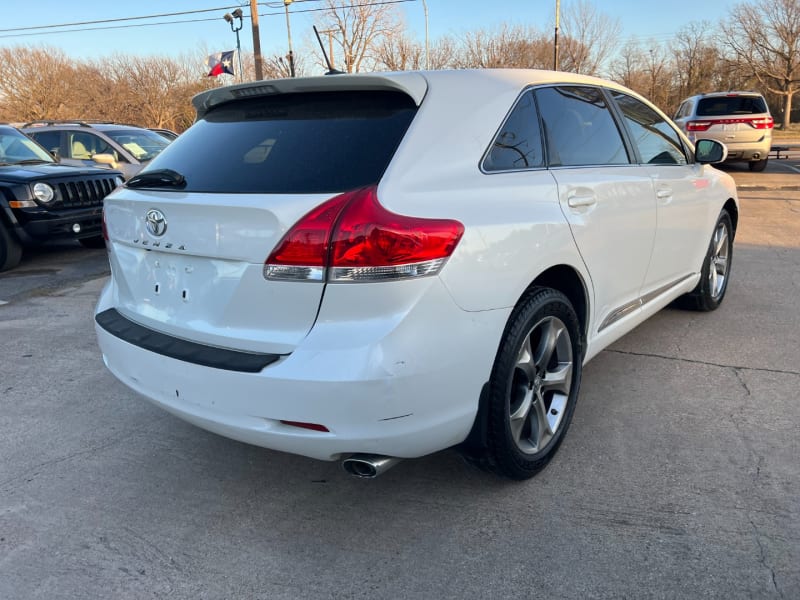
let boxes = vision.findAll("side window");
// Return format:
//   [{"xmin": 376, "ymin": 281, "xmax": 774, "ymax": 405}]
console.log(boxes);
[
  {"xmin": 535, "ymin": 86, "xmax": 629, "ymax": 167},
  {"xmin": 612, "ymin": 92, "xmax": 688, "ymax": 166},
  {"xmin": 483, "ymin": 90, "xmax": 544, "ymax": 171},
  {"xmin": 28, "ymin": 131, "xmax": 61, "ymax": 156},
  {"xmin": 69, "ymin": 132, "xmax": 116, "ymax": 160},
  {"xmin": 675, "ymin": 101, "xmax": 691, "ymax": 120}
]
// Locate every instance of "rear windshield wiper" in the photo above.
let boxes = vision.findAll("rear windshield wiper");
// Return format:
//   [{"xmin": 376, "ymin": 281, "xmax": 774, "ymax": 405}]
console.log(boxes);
[{"xmin": 127, "ymin": 168, "xmax": 186, "ymax": 189}]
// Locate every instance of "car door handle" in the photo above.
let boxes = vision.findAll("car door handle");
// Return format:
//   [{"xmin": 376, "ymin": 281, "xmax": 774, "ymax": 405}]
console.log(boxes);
[
  {"xmin": 656, "ymin": 188, "xmax": 673, "ymax": 200},
  {"xmin": 567, "ymin": 193, "xmax": 597, "ymax": 208}
]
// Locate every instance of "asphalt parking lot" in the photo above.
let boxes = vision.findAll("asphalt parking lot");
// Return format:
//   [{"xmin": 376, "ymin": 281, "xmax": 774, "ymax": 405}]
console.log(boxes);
[{"xmin": 1, "ymin": 163, "xmax": 798, "ymax": 599}]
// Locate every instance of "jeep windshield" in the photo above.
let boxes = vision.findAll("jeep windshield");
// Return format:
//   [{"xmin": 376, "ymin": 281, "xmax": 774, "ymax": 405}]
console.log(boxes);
[
  {"xmin": 0, "ymin": 128, "xmax": 56, "ymax": 165},
  {"xmin": 103, "ymin": 129, "xmax": 171, "ymax": 162}
]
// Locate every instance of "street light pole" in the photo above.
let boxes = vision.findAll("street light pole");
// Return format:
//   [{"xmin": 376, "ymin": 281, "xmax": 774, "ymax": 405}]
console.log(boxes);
[
  {"xmin": 284, "ymin": 0, "xmax": 296, "ymax": 77},
  {"xmin": 223, "ymin": 8, "xmax": 244, "ymax": 82}
]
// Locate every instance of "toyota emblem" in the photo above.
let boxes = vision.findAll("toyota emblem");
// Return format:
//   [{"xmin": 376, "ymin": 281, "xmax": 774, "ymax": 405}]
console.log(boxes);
[{"xmin": 145, "ymin": 209, "xmax": 167, "ymax": 237}]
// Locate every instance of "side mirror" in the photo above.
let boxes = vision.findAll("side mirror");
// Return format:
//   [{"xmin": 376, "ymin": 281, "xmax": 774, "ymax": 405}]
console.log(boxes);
[
  {"xmin": 695, "ymin": 139, "xmax": 727, "ymax": 164},
  {"xmin": 92, "ymin": 153, "xmax": 119, "ymax": 169}
]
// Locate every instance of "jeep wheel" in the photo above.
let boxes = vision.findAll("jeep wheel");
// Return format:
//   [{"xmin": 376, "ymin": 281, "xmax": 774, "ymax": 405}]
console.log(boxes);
[
  {"xmin": 0, "ymin": 224, "xmax": 23, "ymax": 272},
  {"xmin": 749, "ymin": 158, "xmax": 768, "ymax": 172}
]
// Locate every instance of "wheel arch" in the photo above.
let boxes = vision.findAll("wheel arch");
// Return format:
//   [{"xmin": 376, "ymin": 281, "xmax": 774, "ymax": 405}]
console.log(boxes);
[
  {"xmin": 723, "ymin": 198, "xmax": 738, "ymax": 236},
  {"xmin": 525, "ymin": 264, "xmax": 589, "ymax": 349},
  {"xmin": 459, "ymin": 263, "xmax": 590, "ymax": 460}
]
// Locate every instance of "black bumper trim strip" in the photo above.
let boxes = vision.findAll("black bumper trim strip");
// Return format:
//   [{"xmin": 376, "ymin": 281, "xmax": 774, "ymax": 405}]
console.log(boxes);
[{"xmin": 95, "ymin": 308, "xmax": 281, "ymax": 373}]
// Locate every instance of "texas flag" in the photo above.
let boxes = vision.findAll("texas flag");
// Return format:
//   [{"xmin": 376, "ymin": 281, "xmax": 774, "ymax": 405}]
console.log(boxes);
[{"xmin": 206, "ymin": 50, "xmax": 236, "ymax": 77}]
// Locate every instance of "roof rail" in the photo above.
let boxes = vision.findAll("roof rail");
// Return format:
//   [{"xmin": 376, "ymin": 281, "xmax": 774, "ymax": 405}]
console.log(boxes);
[{"xmin": 22, "ymin": 119, "xmax": 144, "ymax": 128}]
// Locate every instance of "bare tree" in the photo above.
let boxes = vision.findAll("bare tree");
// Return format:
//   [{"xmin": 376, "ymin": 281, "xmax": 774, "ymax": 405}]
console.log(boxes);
[
  {"xmin": 455, "ymin": 25, "xmax": 551, "ymax": 69},
  {"xmin": 377, "ymin": 34, "xmax": 458, "ymax": 71},
  {"xmin": 0, "ymin": 47, "xmax": 83, "ymax": 122},
  {"xmin": 316, "ymin": 0, "xmax": 401, "ymax": 73},
  {"xmin": 377, "ymin": 32, "xmax": 425, "ymax": 71},
  {"xmin": 560, "ymin": 0, "xmax": 621, "ymax": 75},
  {"xmin": 721, "ymin": 0, "xmax": 800, "ymax": 127},
  {"xmin": 609, "ymin": 40, "xmax": 651, "ymax": 93},
  {"xmin": 670, "ymin": 22, "xmax": 722, "ymax": 99}
]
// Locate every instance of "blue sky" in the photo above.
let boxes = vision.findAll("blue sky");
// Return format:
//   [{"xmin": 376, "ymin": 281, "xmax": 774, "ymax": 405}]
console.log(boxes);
[{"xmin": 0, "ymin": 0, "xmax": 733, "ymax": 68}]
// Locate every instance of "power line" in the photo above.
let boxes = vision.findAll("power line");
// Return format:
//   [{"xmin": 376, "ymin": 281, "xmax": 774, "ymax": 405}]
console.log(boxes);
[
  {"xmin": 0, "ymin": 5, "xmax": 236, "ymax": 34},
  {"xmin": 0, "ymin": 0, "xmax": 414, "ymax": 40}
]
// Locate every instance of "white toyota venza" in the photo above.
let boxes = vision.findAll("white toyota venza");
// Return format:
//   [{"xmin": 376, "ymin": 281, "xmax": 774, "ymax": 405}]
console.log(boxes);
[{"xmin": 95, "ymin": 70, "xmax": 738, "ymax": 480}]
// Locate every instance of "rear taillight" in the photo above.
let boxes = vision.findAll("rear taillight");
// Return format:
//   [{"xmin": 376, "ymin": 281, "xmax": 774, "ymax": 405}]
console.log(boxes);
[
  {"xmin": 748, "ymin": 116, "xmax": 774, "ymax": 129},
  {"xmin": 686, "ymin": 121, "xmax": 713, "ymax": 132},
  {"xmin": 687, "ymin": 116, "xmax": 773, "ymax": 131},
  {"xmin": 265, "ymin": 186, "xmax": 464, "ymax": 283}
]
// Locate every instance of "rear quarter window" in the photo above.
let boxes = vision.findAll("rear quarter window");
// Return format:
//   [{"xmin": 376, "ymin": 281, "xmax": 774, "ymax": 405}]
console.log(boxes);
[{"xmin": 144, "ymin": 91, "xmax": 417, "ymax": 194}]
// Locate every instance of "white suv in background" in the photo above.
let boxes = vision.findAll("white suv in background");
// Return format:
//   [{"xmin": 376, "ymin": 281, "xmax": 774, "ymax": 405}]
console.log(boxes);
[
  {"xmin": 673, "ymin": 91, "xmax": 773, "ymax": 171},
  {"xmin": 95, "ymin": 70, "xmax": 738, "ymax": 480}
]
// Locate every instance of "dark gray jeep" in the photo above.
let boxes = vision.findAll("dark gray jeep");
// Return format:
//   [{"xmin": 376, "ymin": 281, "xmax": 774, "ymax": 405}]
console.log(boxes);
[{"xmin": 0, "ymin": 125, "xmax": 122, "ymax": 271}]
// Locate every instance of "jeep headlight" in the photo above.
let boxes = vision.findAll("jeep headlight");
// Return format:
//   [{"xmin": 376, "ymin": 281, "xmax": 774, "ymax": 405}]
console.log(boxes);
[
  {"xmin": 114, "ymin": 176, "xmax": 124, "ymax": 188},
  {"xmin": 32, "ymin": 182, "xmax": 55, "ymax": 204}
]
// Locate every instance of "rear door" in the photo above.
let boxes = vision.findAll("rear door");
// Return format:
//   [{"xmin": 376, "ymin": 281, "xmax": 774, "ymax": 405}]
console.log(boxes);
[
  {"xmin": 105, "ymin": 90, "xmax": 418, "ymax": 354},
  {"xmin": 537, "ymin": 85, "xmax": 657, "ymax": 333}
]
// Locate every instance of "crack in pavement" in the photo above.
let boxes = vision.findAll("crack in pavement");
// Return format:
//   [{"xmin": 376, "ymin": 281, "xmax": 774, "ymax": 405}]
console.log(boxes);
[
  {"xmin": 606, "ymin": 348, "xmax": 791, "ymax": 595},
  {"xmin": 729, "ymin": 368, "xmax": 783, "ymax": 597},
  {"xmin": 605, "ymin": 349, "xmax": 800, "ymax": 377}
]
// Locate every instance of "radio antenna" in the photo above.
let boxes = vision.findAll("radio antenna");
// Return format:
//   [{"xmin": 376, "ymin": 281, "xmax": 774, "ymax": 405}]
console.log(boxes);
[{"xmin": 314, "ymin": 26, "xmax": 343, "ymax": 75}]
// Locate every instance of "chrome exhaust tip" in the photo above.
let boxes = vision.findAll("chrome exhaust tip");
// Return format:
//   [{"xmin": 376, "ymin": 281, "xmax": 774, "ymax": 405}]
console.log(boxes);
[{"xmin": 341, "ymin": 454, "xmax": 402, "ymax": 478}]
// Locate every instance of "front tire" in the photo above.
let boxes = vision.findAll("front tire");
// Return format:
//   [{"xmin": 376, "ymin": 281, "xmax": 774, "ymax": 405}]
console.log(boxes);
[
  {"xmin": 0, "ymin": 224, "xmax": 23, "ymax": 272},
  {"xmin": 485, "ymin": 287, "xmax": 583, "ymax": 480},
  {"xmin": 679, "ymin": 210, "xmax": 733, "ymax": 311},
  {"xmin": 748, "ymin": 158, "xmax": 768, "ymax": 172}
]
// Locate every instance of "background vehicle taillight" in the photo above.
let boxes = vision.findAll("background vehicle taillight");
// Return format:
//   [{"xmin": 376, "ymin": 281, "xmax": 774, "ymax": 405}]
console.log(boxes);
[
  {"xmin": 686, "ymin": 121, "xmax": 713, "ymax": 132},
  {"xmin": 265, "ymin": 186, "xmax": 464, "ymax": 283},
  {"xmin": 748, "ymin": 116, "xmax": 774, "ymax": 129}
]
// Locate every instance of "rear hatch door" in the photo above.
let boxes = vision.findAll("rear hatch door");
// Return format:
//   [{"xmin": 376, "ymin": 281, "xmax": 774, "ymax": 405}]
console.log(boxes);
[{"xmin": 105, "ymin": 87, "xmax": 420, "ymax": 355}]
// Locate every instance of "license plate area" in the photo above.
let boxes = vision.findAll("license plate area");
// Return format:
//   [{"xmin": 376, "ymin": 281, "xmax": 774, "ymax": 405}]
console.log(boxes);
[{"xmin": 129, "ymin": 250, "xmax": 246, "ymax": 318}]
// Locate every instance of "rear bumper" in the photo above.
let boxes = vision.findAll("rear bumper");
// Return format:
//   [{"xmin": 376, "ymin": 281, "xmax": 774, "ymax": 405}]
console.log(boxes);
[
  {"xmin": 689, "ymin": 133, "xmax": 771, "ymax": 162},
  {"xmin": 95, "ymin": 277, "xmax": 509, "ymax": 461}
]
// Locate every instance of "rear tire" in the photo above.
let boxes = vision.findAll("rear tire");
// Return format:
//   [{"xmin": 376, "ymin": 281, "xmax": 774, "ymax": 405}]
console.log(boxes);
[
  {"xmin": 678, "ymin": 210, "xmax": 733, "ymax": 312},
  {"xmin": 484, "ymin": 287, "xmax": 583, "ymax": 480},
  {"xmin": 0, "ymin": 224, "xmax": 23, "ymax": 272},
  {"xmin": 78, "ymin": 235, "xmax": 106, "ymax": 249},
  {"xmin": 748, "ymin": 158, "xmax": 768, "ymax": 172}
]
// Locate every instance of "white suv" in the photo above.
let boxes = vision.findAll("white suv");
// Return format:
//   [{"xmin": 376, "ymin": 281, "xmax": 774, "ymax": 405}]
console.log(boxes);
[
  {"xmin": 673, "ymin": 91, "xmax": 773, "ymax": 171},
  {"xmin": 95, "ymin": 70, "xmax": 738, "ymax": 480}
]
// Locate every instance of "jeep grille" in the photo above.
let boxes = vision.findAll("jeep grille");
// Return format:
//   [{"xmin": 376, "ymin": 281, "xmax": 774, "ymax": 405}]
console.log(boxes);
[{"xmin": 57, "ymin": 177, "xmax": 118, "ymax": 208}]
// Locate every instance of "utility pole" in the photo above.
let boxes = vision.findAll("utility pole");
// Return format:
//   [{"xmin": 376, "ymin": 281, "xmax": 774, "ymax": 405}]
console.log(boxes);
[
  {"xmin": 421, "ymin": 0, "xmax": 429, "ymax": 69},
  {"xmin": 250, "ymin": 0, "xmax": 264, "ymax": 80},
  {"xmin": 553, "ymin": 0, "xmax": 560, "ymax": 71},
  {"xmin": 284, "ymin": 0, "xmax": 296, "ymax": 77}
]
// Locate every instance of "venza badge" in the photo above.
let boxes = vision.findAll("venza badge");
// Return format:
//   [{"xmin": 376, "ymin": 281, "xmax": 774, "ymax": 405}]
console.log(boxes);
[{"xmin": 145, "ymin": 208, "xmax": 167, "ymax": 237}]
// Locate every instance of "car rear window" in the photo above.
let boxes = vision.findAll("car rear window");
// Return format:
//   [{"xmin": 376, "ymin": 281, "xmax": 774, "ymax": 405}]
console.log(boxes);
[
  {"xmin": 696, "ymin": 95, "xmax": 768, "ymax": 116},
  {"xmin": 143, "ymin": 91, "xmax": 417, "ymax": 194}
]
